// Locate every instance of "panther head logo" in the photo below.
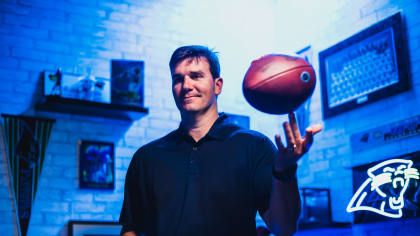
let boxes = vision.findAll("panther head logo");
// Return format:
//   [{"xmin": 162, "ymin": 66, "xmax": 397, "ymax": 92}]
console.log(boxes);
[{"xmin": 347, "ymin": 159, "xmax": 419, "ymax": 218}]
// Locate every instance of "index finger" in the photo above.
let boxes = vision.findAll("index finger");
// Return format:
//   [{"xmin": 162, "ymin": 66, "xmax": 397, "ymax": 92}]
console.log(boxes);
[{"xmin": 288, "ymin": 112, "xmax": 301, "ymax": 140}]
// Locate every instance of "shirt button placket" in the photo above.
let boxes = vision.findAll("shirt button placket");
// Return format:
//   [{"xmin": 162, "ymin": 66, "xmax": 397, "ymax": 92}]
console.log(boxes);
[{"xmin": 189, "ymin": 145, "xmax": 199, "ymax": 175}]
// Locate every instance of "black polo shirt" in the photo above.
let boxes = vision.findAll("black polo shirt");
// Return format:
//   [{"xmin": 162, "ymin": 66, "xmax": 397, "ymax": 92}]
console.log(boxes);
[{"xmin": 119, "ymin": 114, "xmax": 277, "ymax": 236}]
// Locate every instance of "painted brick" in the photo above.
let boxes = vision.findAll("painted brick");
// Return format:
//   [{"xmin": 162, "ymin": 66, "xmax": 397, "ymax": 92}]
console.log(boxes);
[
  {"xmin": 0, "ymin": 68, "xmax": 29, "ymax": 81},
  {"xmin": 78, "ymin": 213, "xmax": 114, "ymax": 220},
  {"xmin": 0, "ymin": 34, "xmax": 34, "ymax": 48},
  {"xmin": 73, "ymin": 25, "xmax": 106, "ymax": 37},
  {"xmin": 63, "ymin": 167, "xmax": 77, "ymax": 179},
  {"xmin": 11, "ymin": 25, "xmax": 49, "ymax": 40},
  {"xmin": 109, "ymin": 11, "xmax": 138, "ymax": 22},
  {"xmin": 3, "ymin": 13, "xmax": 39, "ymax": 27},
  {"xmin": 43, "ymin": 177, "xmax": 75, "ymax": 190},
  {"xmin": 0, "ymin": 224, "xmax": 16, "ymax": 236},
  {"xmin": 47, "ymin": 143, "xmax": 76, "ymax": 155},
  {"xmin": 27, "ymin": 225, "xmax": 61, "ymax": 235},
  {"xmin": 63, "ymin": 192, "xmax": 93, "ymax": 202},
  {"xmin": 0, "ymin": 211, "xmax": 15, "ymax": 223},
  {"xmin": 0, "ymin": 57, "xmax": 18, "ymax": 69},
  {"xmin": 0, "ymin": 2, "xmax": 31, "ymax": 15},
  {"xmin": 93, "ymin": 193, "xmax": 123, "ymax": 202},
  {"xmin": 35, "ymin": 40, "xmax": 70, "ymax": 53},
  {"xmin": 19, "ymin": 59, "xmax": 56, "ymax": 72},
  {"xmin": 39, "ymin": 19, "xmax": 73, "ymax": 33},
  {"xmin": 46, "ymin": 53, "xmax": 78, "ymax": 66},
  {"xmin": 42, "ymin": 166, "xmax": 64, "ymax": 178},
  {"xmin": 71, "ymin": 202, "xmax": 106, "ymax": 213},
  {"xmin": 37, "ymin": 201, "xmax": 69, "ymax": 213},
  {"xmin": 105, "ymin": 201, "xmax": 123, "ymax": 213},
  {"xmin": 11, "ymin": 47, "xmax": 47, "ymax": 61},
  {"xmin": 68, "ymin": 13, "xmax": 96, "ymax": 26},
  {"xmin": 44, "ymin": 213, "xmax": 70, "ymax": 225},
  {"xmin": 0, "ymin": 45, "xmax": 10, "ymax": 56},
  {"xmin": 36, "ymin": 188, "xmax": 62, "ymax": 201},
  {"xmin": 66, "ymin": 0, "xmax": 97, "ymax": 7},
  {"xmin": 51, "ymin": 154, "xmax": 77, "ymax": 167},
  {"xmin": 124, "ymin": 136, "xmax": 144, "ymax": 148},
  {"xmin": 29, "ymin": 212, "xmax": 44, "ymax": 224},
  {"xmin": 98, "ymin": 1, "xmax": 129, "ymax": 12},
  {"xmin": 30, "ymin": 7, "xmax": 67, "ymax": 21}
]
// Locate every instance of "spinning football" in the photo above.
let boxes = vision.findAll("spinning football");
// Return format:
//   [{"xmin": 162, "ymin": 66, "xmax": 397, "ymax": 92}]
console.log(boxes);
[{"xmin": 242, "ymin": 54, "xmax": 316, "ymax": 114}]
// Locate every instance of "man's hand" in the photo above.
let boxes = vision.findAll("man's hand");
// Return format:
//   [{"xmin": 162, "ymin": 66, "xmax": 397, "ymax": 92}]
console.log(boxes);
[{"xmin": 274, "ymin": 112, "xmax": 322, "ymax": 171}]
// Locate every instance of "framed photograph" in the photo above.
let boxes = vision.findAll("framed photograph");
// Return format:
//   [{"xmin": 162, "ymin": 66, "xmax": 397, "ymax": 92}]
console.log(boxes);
[
  {"xmin": 79, "ymin": 140, "xmax": 115, "ymax": 190},
  {"xmin": 299, "ymin": 188, "xmax": 332, "ymax": 224},
  {"xmin": 111, "ymin": 60, "xmax": 144, "ymax": 107},
  {"xmin": 68, "ymin": 221, "xmax": 121, "ymax": 236},
  {"xmin": 44, "ymin": 70, "xmax": 110, "ymax": 103},
  {"xmin": 318, "ymin": 12, "xmax": 409, "ymax": 118}
]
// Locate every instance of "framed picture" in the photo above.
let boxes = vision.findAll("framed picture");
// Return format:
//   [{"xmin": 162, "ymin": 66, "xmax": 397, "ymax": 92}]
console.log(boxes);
[
  {"xmin": 318, "ymin": 12, "xmax": 409, "ymax": 118},
  {"xmin": 44, "ymin": 70, "xmax": 110, "ymax": 104},
  {"xmin": 111, "ymin": 60, "xmax": 144, "ymax": 107},
  {"xmin": 79, "ymin": 140, "xmax": 115, "ymax": 190},
  {"xmin": 68, "ymin": 221, "xmax": 121, "ymax": 236}
]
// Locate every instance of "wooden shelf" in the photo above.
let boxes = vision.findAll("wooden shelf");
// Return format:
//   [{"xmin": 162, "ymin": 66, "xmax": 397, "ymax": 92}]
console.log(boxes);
[{"xmin": 36, "ymin": 96, "xmax": 148, "ymax": 121}]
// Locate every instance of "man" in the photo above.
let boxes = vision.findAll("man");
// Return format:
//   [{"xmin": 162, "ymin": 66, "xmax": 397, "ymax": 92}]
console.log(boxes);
[{"xmin": 119, "ymin": 45, "xmax": 322, "ymax": 236}]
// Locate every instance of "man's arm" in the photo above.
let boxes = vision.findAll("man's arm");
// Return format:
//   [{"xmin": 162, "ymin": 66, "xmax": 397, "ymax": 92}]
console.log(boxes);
[{"xmin": 263, "ymin": 113, "xmax": 322, "ymax": 235}]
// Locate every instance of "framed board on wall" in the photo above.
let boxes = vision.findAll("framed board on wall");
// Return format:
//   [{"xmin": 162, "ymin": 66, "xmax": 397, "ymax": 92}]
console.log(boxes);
[
  {"xmin": 318, "ymin": 12, "xmax": 409, "ymax": 119},
  {"xmin": 68, "ymin": 221, "xmax": 121, "ymax": 236}
]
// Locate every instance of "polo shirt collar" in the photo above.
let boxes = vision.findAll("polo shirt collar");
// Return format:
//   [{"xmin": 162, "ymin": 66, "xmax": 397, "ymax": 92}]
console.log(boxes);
[{"xmin": 176, "ymin": 113, "xmax": 234, "ymax": 142}]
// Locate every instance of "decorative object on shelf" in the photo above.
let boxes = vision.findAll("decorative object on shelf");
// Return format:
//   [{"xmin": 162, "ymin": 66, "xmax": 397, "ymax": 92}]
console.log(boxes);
[
  {"xmin": 68, "ymin": 220, "xmax": 121, "ymax": 236},
  {"xmin": 348, "ymin": 151, "xmax": 420, "ymax": 223},
  {"xmin": 1, "ymin": 114, "xmax": 55, "ymax": 236},
  {"xmin": 111, "ymin": 60, "xmax": 144, "ymax": 107},
  {"xmin": 318, "ymin": 12, "xmax": 409, "ymax": 118},
  {"xmin": 44, "ymin": 69, "xmax": 62, "ymax": 96},
  {"xmin": 79, "ymin": 140, "xmax": 114, "ymax": 190},
  {"xmin": 44, "ymin": 70, "xmax": 111, "ymax": 104},
  {"xmin": 296, "ymin": 45, "xmax": 313, "ymax": 135}
]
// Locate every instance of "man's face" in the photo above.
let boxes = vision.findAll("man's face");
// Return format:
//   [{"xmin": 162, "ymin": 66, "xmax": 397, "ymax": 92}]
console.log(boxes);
[{"xmin": 171, "ymin": 57, "xmax": 223, "ymax": 114}]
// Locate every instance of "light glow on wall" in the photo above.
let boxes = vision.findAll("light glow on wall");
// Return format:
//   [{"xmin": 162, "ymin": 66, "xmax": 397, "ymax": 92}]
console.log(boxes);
[{"xmin": 347, "ymin": 159, "xmax": 419, "ymax": 218}]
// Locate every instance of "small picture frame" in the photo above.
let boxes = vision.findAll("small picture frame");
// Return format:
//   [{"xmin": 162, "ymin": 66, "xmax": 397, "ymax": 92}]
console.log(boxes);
[
  {"xmin": 68, "ymin": 220, "xmax": 121, "ymax": 236},
  {"xmin": 79, "ymin": 140, "xmax": 114, "ymax": 190},
  {"xmin": 111, "ymin": 60, "xmax": 145, "ymax": 107}
]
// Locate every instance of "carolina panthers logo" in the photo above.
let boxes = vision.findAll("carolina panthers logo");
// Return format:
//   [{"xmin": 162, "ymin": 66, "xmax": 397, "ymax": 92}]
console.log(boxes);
[{"xmin": 347, "ymin": 159, "xmax": 419, "ymax": 218}]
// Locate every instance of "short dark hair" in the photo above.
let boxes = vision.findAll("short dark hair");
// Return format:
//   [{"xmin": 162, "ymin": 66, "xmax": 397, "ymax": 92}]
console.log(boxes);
[{"xmin": 169, "ymin": 45, "xmax": 220, "ymax": 79}]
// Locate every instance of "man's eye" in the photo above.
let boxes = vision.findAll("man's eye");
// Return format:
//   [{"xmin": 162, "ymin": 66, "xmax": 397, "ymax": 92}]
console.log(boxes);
[
  {"xmin": 172, "ymin": 76, "xmax": 183, "ymax": 84},
  {"xmin": 190, "ymin": 73, "xmax": 203, "ymax": 79}
]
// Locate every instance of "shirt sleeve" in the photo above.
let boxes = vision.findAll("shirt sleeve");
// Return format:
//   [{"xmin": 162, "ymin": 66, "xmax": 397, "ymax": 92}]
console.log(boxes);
[
  {"xmin": 119, "ymin": 152, "xmax": 144, "ymax": 235},
  {"xmin": 253, "ymin": 135, "xmax": 277, "ymax": 215}
]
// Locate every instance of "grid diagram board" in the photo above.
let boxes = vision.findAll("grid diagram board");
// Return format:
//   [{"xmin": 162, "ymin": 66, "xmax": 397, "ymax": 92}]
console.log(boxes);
[{"xmin": 318, "ymin": 12, "xmax": 410, "ymax": 119}]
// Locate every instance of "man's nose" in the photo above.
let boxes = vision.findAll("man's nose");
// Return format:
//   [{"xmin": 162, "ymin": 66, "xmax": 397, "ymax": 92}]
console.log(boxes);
[{"xmin": 182, "ymin": 76, "xmax": 193, "ymax": 90}]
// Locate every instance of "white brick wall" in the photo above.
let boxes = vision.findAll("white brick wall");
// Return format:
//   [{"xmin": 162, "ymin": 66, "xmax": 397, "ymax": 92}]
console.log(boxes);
[{"xmin": 0, "ymin": 0, "xmax": 419, "ymax": 235}]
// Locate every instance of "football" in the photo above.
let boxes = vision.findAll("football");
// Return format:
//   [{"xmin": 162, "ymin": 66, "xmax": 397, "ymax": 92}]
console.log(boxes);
[{"xmin": 242, "ymin": 54, "xmax": 316, "ymax": 114}]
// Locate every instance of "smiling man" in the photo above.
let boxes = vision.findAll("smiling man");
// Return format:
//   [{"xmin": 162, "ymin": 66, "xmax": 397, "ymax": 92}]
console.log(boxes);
[{"xmin": 119, "ymin": 45, "xmax": 322, "ymax": 236}]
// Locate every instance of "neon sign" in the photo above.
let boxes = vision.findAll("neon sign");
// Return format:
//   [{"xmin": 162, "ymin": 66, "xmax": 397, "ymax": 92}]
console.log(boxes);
[{"xmin": 347, "ymin": 159, "xmax": 419, "ymax": 218}]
